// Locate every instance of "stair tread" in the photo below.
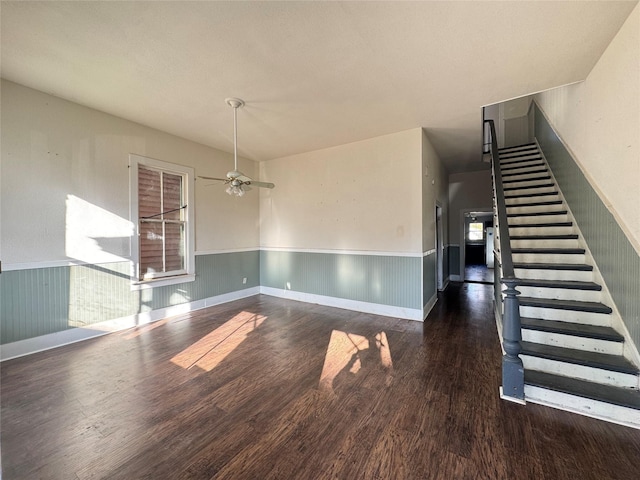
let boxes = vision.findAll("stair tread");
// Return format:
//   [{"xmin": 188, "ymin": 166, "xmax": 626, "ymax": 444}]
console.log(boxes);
[
  {"xmin": 521, "ymin": 317, "xmax": 623, "ymax": 341},
  {"xmin": 498, "ymin": 142, "xmax": 537, "ymax": 151},
  {"xmin": 500, "ymin": 159, "xmax": 542, "ymax": 170},
  {"xmin": 508, "ymin": 210, "xmax": 567, "ymax": 218},
  {"xmin": 505, "ymin": 192, "xmax": 559, "ymax": 199},
  {"xmin": 519, "ymin": 296, "xmax": 612, "ymax": 314},
  {"xmin": 512, "ymin": 247, "xmax": 584, "ymax": 254},
  {"xmin": 525, "ymin": 370, "xmax": 640, "ymax": 410},
  {"xmin": 509, "ymin": 221, "xmax": 572, "ymax": 227},
  {"xmin": 501, "ymin": 162, "xmax": 545, "ymax": 172},
  {"xmin": 520, "ymin": 341, "xmax": 638, "ymax": 374},
  {"xmin": 501, "ymin": 153, "xmax": 542, "ymax": 159},
  {"xmin": 518, "ymin": 278, "xmax": 601, "ymax": 290},
  {"xmin": 513, "ymin": 262, "xmax": 593, "ymax": 271},
  {"xmin": 510, "ymin": 234, "xmax": 578, "ymax": 240},
  {"xmin": 504, "ymin": 183, "xmax": 555, "ymax": 192},
  {"xmin": 499, "ymin": 150, "xmax": 539, "ymax": 158},
  {"xmin": 506, "ymin": 200, "xmax": 563, "ymax": 208},
  {"xmin": 502, "ymin": 168, "xmax": 549, "ymax": 178},
  {"xmin": 503, "ymin": 175, "xmax": 552, "ymax": 184}
]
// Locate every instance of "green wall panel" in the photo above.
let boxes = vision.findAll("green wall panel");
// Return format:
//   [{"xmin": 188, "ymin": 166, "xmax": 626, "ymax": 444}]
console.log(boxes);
[
  {"xmin": 422, "ymin": 253, "xmax": 437, "ymax": 305},
  {"xmin": 1, "ymin": 267, "xmax": 71, "ymax": 342},
  {"xmin": 0, "ymin": 251, "xmax": 260, "ymax": 344},
  {"xmin": 443, "ymin": 246, "xmax": 450, "ymax": 283},
  {"xmin": 260, "ymin": 250, "xmax": 421, "ymax": 309},
  {"xmin": 448, "ymin": 245, "xmax": 460, "ymax": 278},
  {"xmin": 535, "ymin": 103, "xmax": 640, "ymax": 350}
]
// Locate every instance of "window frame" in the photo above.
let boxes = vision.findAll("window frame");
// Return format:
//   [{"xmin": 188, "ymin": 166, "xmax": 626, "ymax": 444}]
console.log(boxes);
[{"xmin": 130, "ymin": 154, "xmax": 195, "ymax": 288}]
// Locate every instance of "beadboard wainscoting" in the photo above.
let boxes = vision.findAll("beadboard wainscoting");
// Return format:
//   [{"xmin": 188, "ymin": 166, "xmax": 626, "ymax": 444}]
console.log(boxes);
[
  {"xmin": 1, "ymin": 251, "xmax": 260, "ymax": 359},
  {"xmin": 260, "ymin": 249, "xmax": 423, "ymax": 321},
  {"xmin": 447, "ymin": 244, "xmax": 461, "ymax": 281},
  {"xmin": 2, "ymin": 247, "xmax": 446, "ymax": 359},
  {"xmin": 423, "ymin": 249, "xmax": 438, "ymax": 318}
]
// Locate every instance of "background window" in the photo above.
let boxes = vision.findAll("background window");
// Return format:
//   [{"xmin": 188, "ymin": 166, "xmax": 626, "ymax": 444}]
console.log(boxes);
[
  {"xmin": 138, "ymin": 166, "xmax": 186, "ymax": 279},
  {"xmin": 467, "ymin": 222, "xmax": 484, "ymax": 241},
  {"xmin": 130, "ymin": 154, "xmax": 195, "ymax": 285}
]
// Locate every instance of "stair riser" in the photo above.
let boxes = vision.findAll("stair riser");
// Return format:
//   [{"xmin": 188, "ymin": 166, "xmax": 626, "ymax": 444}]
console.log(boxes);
[
  {"xmin": 499, "ymin": 144, "xmax": 537, "ymax": 153},
  {"xmin": 512, "ymin": 253, "xmax": 585, "ymax": 264},
  {"xmin": 501, "ymin": 164, "xmax": 547, "ymax": 176},
  {"xmin": 505, "ymin": 193, "xmax": 559, "ymax": 204},
  {"xmin": 514, "ymin": 268, "xmax": 594, "ymax": 282},
  {"xmin": 506, "ymin": 186, "xmax": 557, "ymax": 196},
  {"xmin": 524, "ymin": 385, "xmax": 640, "ymax": 430},
  {"xmin": 519, "ymin": 306, "xmax": 611, "ymax": 326},
  {"xmin": 504, "ymin": 180, "xmax": 554, "ymax": 190},
  {"xmin": 521, "ymin": 357, "xmax": 638, "ymax": 388},
  {"xmin": 509, "ymin": 226, "xmax": 574, "ymax": 236},
  {"xmin": 511, "ymin": 239, "xmax": 579, "ymax": 249},
  {"xmin": 500, "ymin": 154, "xmax": 542, "ymax": 163},
  {"xmin": 510, "ymin": 215, "xmax": 568, "ymax": 225},
  {"xmin": 522, "ymin": 330, "xmax": 623, "ymax": 355},
  {"xmin": 502, "ymin": 170, "xmax": 549, "ymax": 182},
  {"xmin": 507, "ymin": 204, "xmax": 565, "ymax": 214},
  {"xmin": 518, "ymin": 286, "xmax": 601, "ymax": 303}
]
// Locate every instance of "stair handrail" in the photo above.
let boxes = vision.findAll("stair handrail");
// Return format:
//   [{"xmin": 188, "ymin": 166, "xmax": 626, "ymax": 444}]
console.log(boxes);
[{"xmin": 485, "ymin": 119, "xmax": 525, "ymax": 402}]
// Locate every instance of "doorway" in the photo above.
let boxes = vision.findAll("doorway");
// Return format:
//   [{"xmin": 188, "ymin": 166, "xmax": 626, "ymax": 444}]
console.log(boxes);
[{"xmin": 464, "ymin": 211, "xmax": 493, "ymax": 284}]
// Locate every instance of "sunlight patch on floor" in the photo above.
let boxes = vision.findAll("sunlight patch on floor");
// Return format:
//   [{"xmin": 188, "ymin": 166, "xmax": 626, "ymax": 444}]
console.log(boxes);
[
  {"xmin": 319, "ymin": 330, "xmax": 394, "ymax": 395},
  {"xmin": 171, "ymin": 311, "xmax": 266, "ymax": 371}
]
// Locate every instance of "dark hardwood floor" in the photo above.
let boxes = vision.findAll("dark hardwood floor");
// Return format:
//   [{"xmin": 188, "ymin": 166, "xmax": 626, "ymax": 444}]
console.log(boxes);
[
  {"xmin": 464, "ymin": 264, "xmax": 494, "ymax": 284},
  {"xmin": 2, "ymin": 284, "xmax": 639, "ymax": 479}
]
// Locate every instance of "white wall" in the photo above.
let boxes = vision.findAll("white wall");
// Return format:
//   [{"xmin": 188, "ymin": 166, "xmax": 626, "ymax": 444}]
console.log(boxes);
[
  {"xmin": 1, "ymin": 80, "xmax": 260, "ymax": 268},
  {"xmin": 422, "ymin": 129, "xmax": 448, "ymax": 252},
  {"xmin": 259, "ymin": 128, "xmax": 423, "ymax": 254},
  {"xmin": 534, "ymin": 3, "xmax": 640, "ymax": 252}
]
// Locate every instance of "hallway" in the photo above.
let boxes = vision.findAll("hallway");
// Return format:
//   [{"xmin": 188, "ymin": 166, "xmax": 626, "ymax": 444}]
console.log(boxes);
[{"xmin": 2, "ymin": 285, "xmax": 639, "ymax": 479}]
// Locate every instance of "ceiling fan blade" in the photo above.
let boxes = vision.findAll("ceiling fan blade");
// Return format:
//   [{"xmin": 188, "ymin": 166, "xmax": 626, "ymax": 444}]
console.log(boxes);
[
  {"xmin": 198, "ymin": 175, "xmax": 229, "ymax": 182},
  {"xmin": 247, "ymin": 180, "xmax": 275, "ymax": 189}
]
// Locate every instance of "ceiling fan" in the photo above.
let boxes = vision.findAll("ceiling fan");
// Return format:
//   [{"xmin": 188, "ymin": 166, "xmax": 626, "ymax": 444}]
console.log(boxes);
[{"xmin": 198, "ymin": 97, "xmax": 275, "ymax": 197}]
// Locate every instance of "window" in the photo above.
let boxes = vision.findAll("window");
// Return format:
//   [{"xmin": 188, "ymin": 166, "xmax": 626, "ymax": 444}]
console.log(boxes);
[
  {"xmin": 467, "ymin": 222, "xmax": 484, "ymax": 241},
  {"xmin": 130, "ymin": 154, "xmax": 195, "ymax": 286}
]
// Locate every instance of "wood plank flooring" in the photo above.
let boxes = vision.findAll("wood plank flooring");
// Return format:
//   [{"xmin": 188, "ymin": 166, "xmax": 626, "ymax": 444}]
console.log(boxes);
[{"xmin": 2, "ymin": 283, "xmax": 640, "ymax": 479}]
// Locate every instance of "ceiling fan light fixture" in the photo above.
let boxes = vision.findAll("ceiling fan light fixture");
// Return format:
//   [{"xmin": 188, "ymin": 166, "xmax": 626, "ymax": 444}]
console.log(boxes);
[{"xmin": 226, "ymin": 184, "xmax": 245, "ymax": 197}]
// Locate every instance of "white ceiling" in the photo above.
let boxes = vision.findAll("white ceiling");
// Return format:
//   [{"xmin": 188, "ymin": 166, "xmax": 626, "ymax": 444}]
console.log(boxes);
[{"xmin": 1, "ymin": 1, "xmax": 636, "ymax": 173}]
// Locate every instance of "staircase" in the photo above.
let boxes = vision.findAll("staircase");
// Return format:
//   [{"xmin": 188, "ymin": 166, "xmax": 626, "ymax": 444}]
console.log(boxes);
[{"xmin": 497, "ymin": 142, "xmax": 640, "ymax": 428}]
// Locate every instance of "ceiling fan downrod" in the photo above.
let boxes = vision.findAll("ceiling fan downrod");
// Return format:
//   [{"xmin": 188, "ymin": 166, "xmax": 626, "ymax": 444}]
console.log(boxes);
[{"xmin": 225, "ymin": 97, "xmax": 244, "ymax": 173}]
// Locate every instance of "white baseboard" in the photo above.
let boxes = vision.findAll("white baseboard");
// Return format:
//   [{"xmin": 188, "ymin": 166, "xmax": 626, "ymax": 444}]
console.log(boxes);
[
  {"xmin": 0, "ymin": 287, "xmax": 260, "ymax": 361},
  {"xmin": 450, "ymin": 274, "xmax": 462, "ymax": 282},
  {"xmin": 259, "ymin": 286, "xmax": 423, "ymax": 322}
]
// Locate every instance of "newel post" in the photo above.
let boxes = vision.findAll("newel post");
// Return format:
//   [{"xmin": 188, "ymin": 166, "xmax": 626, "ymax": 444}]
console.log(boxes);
[{"xmin": 501, "ymin": 277, "xmax": 524, "ymax": 401}]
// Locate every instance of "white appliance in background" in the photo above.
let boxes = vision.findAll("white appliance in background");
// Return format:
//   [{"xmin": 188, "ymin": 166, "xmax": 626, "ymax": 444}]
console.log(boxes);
[{"xmin": 486, "ymin": 227, "xmax": 494, "ymax": 268}]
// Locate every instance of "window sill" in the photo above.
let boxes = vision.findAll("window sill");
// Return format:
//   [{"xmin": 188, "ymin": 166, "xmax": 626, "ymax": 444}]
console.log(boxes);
[{"xmin": 131, "ymin": 273, "xmax": 196, "ymax": 290}]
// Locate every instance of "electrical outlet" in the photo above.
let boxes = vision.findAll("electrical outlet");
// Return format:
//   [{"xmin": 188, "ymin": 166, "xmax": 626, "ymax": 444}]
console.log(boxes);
[{"xmin": 242, "ymin": 277, "xmax": 247, "ymax": 284}]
